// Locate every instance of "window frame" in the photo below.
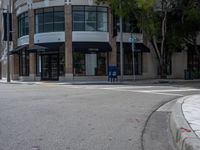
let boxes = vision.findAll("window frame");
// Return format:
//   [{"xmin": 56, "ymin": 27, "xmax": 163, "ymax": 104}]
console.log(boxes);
[
  {"xmin": 18, "ymin": 12, "xmax": 29, "ymax": 37},
  {"xmin": 72, "ymin": 6, "xmax": 109, "ymax": 32},
  {"xmin": 35, "ymin": 6, "xmax": 65, "ymax": 33},
  {"xmin": 19, "ymin": 49, "xmax": 29, "ymax": 76}
]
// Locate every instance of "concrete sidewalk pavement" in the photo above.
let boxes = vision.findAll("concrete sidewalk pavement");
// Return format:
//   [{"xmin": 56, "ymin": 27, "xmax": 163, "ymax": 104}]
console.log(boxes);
[
  {"xmin": 1, "ymin": 78, "xmax": 200, "ymax": 86},
  {"xmin": 170, "ymin": 95, "xmax": 200, "ymax": 150}
]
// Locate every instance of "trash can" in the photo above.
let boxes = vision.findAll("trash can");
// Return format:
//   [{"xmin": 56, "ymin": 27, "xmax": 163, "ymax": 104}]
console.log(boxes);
[{"xmin": 184, "ymin": 69, "xmax": 193, "ymax": 80}]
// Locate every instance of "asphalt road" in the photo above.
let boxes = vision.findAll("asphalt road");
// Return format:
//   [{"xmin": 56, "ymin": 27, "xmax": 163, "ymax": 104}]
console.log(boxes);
[{"xmin": 0, "ymin": 82, "xmax": 200, "ymax": 150}]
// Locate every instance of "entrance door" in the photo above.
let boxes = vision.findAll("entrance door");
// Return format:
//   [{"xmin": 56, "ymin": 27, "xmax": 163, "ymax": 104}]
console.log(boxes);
[
  {"xmin": 41, "ymin": 54, "xmax": 59, "ymax": 80},
  {"xmin": 85, "ymin": 54, "xmax": 97, "ymax": 76}
]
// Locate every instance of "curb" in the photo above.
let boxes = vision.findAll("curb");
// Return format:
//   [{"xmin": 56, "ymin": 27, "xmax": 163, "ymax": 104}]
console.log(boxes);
[
  {"xmin": 170, "ymin": 96, "xmax": 200, "ymax": 150},
  {"xmin": 1, "ymin": 79, "xmax": 200, "ymax": 86}
]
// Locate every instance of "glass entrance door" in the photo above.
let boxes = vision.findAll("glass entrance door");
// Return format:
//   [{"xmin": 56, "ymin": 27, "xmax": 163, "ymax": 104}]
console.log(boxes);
[{"xmin": 41, "ymin": 54, "xmax": 59, "ymax": 80}]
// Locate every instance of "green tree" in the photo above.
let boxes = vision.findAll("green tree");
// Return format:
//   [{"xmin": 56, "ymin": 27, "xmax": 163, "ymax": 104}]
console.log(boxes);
[
  {"xmin": 97, "ymin": 0, "xmax": 183, "ymax": 78},
  {"xmin": 145, "ymin": 1, "xmax": 186, "ymax": 77},
  {"xmin": 179, "ymin": 0, "xmax": 200, "ymax": 75}
]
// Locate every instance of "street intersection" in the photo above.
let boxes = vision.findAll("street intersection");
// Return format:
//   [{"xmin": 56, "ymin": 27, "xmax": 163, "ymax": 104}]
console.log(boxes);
[{"xmin": 0, "ymin": 82, "xmax": 199, "ymax": 150}]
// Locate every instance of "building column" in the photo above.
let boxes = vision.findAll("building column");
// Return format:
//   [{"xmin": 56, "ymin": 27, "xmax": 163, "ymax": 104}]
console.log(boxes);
[
  {"xmin": 64, "ymin": 4, "xmax": 73, "ymax": 80},
  {"xmin": 10, "ymin": 55, "xmax": 19, "ymax": 80},
  {"xmin": 109, "ymin": 8, "xmax": 117, "ymax": 66},
  {"xmin": 28, "ymin": 9, "xmax": 36, "ymax": 80}
]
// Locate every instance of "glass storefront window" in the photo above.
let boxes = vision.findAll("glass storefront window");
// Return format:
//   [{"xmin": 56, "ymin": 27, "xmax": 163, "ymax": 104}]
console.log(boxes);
[
  {"xmin": 19, "ymin": 50, "xmax": 29, "ymax": 76},
  {"xmin": 117, "ymin": 49, "xmax": 143, "ymax": 75},
  {"xmin": 124, "ymin": 52, "xmax": 133, "ymax": 75},
  {"xmin": 73, "ymin": 52, "xmax": 107, "ymax": 76},
  {"xmin": 73, "ymin": 52, "xmax": 86, "ymax": 76},
  {"xmin": 73, "ymin": 6, "xmax": 108, "ymax": 32},
  {"xmin": 59, "ymin": 52, "xmax": 65, "ymax": 76},
  {"xmin": 134, "ymin": 52, "xmax": 142, "ymax": 75},
  {"xmin": 35, "ymin": 7, "xmax": 64, "ymax": 33},
  {"xmin": 188, "ymin": 51, "xmax": 200, "ymax": 78},
  {"xmin": 18, "ymin": 12, "xmax": 29, "ymax": 37},
  {"xmin": 96, "ymin": 53, "xmax": 107, "ymax": 76}
]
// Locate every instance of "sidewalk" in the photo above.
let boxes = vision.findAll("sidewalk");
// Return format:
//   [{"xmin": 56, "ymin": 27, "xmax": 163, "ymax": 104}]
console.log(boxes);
[
  {"xmin": 1, "ymin": 78, "xmax": 200, "ymax": 86},
  {"xmin": 170, "ymin": 95, "xmax": 200, "ymax": 150},
  {"xmin": 0, "ymin": 78, "xmax": 113, "ymax": 85}
]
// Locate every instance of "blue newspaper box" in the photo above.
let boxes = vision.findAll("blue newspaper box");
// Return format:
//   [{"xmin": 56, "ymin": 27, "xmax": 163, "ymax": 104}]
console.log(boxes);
[{"xmin": 108, "ymin": 66, "xmax": 118, "ymax": 82}]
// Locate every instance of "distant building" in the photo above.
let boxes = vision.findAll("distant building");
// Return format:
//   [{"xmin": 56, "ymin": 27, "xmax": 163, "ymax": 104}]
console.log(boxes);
[{"xmin": 0, "ymin": 0, "xmax": 10, "ymax": 80}]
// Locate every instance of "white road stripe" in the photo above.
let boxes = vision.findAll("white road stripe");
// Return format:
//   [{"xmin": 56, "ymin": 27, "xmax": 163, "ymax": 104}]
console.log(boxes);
[
  {"xmin": 139, "ymin": 91, "xmax": 183, "ymax": 96},
  {"xmin": 100, "ymin": 87, "xmax": 198, "ymax": 96},
  {"xmin": 102, "ymin": 89, "xmax": 183, "ymax": 96},
  {"xmin": 101, "ymin": 86, "xmax": 154, "ymax": 90},
  {"xmin": 139, "ymin": 88, "xmax": 200, "ymax": 92},
  {"xmin": 57, "ymin": 85, "xmax": 199, "ymax": 96}
]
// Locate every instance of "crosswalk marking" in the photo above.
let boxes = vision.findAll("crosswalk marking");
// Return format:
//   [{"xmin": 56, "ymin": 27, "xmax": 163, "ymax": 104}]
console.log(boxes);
[
  {"xmin": 101, "ymin": 86, "xmax": 154, "ymax": 90},
  {"xmin": 98, "ymin": 88, "xmax": 184, "ymax": 96},
  {"xmin": 139, "ymin": 88, "xmax": 200, "ymax": 93},
  {"xmin": 105, "ymin": 87, "xmax": 200, "ymax": 96},
  {"xmin": 38, "ymin": 83, "xmax": 200, "ymax": 96}
]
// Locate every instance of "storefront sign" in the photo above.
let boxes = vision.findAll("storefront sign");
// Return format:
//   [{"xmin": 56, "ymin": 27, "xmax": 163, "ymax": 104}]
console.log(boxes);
[{"xmin": 88, "ymin": 48, "xmax": 99, "ymax": 52}]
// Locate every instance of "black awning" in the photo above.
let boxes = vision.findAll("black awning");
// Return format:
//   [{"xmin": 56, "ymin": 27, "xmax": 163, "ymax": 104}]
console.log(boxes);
[
  {"xmin": 73, "ymin": 42, "xmax": 112, "ymax": 53},
  {"xmin": 28, "ymin": 45, "xmax": 49, "ymax": 53},
  {"xmin": 117, "ymin": 43, "xmax": 150, "ymax": 53},
  {"xmin": 187, "ymin": 44, "xmax": 200, "ymax": 52},
  {"xmin": 135, "ymin": 43, "xmax": 150, "ymax": 52},
  {"xmin": 36, "ymin": 42, "xmax": 65, "ymax": 51},
  {"xmin": 10, "ymin": 44, "xmax": 28, "ymax": 55}
]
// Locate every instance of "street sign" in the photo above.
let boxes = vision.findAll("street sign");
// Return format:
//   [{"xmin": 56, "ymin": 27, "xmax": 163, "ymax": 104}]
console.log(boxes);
[{"xmin": 129, "ymin": 36, "xmax": 137, "ymax": 43}]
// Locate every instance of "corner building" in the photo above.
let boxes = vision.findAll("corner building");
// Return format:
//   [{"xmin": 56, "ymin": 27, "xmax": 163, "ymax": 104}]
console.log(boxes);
[{"xmin": 10, "ymin": 0, "xmax": 186, "ymax": 81}]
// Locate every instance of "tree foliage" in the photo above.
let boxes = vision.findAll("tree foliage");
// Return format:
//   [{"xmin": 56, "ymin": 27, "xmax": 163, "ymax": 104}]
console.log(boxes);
[{"xmin": 96, "ymin": 0, "xmax": 200, "ymax": 78}]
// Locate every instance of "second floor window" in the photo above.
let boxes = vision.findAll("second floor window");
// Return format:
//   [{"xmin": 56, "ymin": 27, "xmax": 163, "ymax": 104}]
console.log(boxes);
[
  {"xmin": 73, "ymin": 6, "xmax": 108, "ymax": 32},
  {"xmin": 18, "ymin": 12, "xmax": 29, "ymax": 37},
  {"xmin": 35, "ymin": 7, "xmax": 64, "ymax": 33},
  {"xmin": 116, "ymin": 17, "xmax": 142, "ymax": 33}
]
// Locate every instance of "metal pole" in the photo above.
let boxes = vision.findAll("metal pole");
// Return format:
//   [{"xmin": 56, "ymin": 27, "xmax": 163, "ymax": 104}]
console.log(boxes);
[
  {"xmin": 119, "ymin": 0, "xmax": 123, "ymax": 80},
  {"xmin": 6, "ymin": 4, "xmax": 10, "ymax": 82},
  {"xmin": 131, "ymin": 33, "xmax": 135, "ymax": 81}
]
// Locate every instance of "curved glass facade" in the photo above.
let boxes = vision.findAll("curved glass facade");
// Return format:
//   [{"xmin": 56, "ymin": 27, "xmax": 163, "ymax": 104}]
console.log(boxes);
[
  {"xmin": 72, "ymin": 6, "xmax": 108, "ymax": 32},
  {"xmin": 35, "ymin": 6, "xmax": 65, "ymax": 33},
  {"xmin": 18, "ymin": 12, "xmax": 29, "ymax": 37}
]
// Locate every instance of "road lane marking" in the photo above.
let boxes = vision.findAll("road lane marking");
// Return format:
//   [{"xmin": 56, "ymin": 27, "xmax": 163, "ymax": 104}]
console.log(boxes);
[
  {"xmin": 99, "ymin": 87, "xmax": 199, "ymax": 96},
  {"xmin": 139, "ymin": 91, "xmax": 183, "ymax": 96},
  {"xmin": 45, "ymin": 84, "xmax": 199, "ymax": 96},
  {"xmin": 139, "ymin": 88, "xmax": 200, "ymax": 93},
  {"xmin": 102, "ymin": 89, "xmax": 184, "ymax": 96},
  {"xmin": 101, "ymin": 86, "xmax": 154, "ymax": 90}
]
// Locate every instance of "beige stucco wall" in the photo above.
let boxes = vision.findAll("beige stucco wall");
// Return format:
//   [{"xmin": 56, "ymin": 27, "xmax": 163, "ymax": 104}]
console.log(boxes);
[
  {"xmin": 171, "ymin": 51, "xmax": 187, "ymax": 79},
  {"xmin": 142, "ymin": 52, "xmax": 158, "ymax": 79}
]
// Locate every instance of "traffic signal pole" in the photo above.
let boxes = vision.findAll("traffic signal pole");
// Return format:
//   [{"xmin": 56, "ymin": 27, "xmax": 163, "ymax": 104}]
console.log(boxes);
[
  {"xmin": 119, "ymin": 0, "xmax": 123, "ymax": 80},
  {"xmin": 6, "ymin": 4, "xmax": 10, "ymax": 82}
]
